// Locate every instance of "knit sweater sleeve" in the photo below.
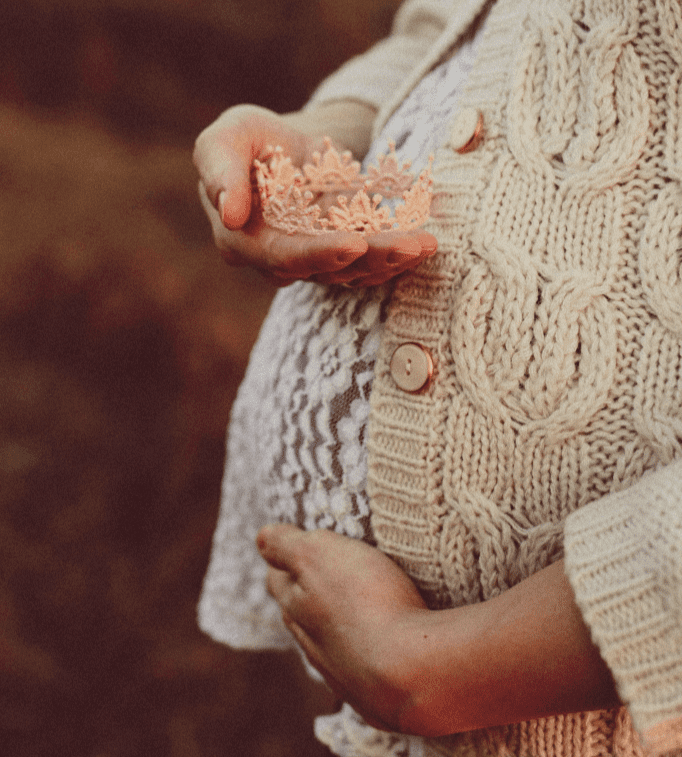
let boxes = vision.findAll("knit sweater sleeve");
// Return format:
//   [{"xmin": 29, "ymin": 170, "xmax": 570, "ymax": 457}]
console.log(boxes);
[
  {"xmin": 305, "ymin": 0, "xmax": 450, "ymax": 111},
  {"xmin": 563, "ymin": 459, "xmax": 682, "ymax": 755}
]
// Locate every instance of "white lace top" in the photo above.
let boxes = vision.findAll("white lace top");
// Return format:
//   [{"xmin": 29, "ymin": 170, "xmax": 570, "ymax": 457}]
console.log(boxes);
[{"xmin": 199, "ymin": 21, "xmax": 486, "ymax": 757}]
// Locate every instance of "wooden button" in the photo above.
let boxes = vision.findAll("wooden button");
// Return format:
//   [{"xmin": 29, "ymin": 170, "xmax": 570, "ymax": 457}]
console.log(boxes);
[
  {"xmin": 450, "ymin": 107, "xmax": 484, "ymax": 154},
  {"xmin": 390, "ymin": 343, "xmax": 433, "ymax": 393}
]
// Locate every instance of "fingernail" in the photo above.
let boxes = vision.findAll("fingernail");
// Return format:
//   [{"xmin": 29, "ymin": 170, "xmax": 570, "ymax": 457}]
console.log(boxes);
[
  {"xmin": 217, "ymin": 191, "xmax": 227, "ymax": 222},
  {"xmin": 336, "ymin": 251, "xmax": 359, "ymax": 264},
  {"xmin": 256, "ymin": 527, "xmax": 269, "ymax": 552},
  {"xmin": 423, "ymin": 234, "xmax": 438, "ymax": 255},
  {"xmin": 386, "ymin": 251, "xmax": 417, "ymax": 266}
]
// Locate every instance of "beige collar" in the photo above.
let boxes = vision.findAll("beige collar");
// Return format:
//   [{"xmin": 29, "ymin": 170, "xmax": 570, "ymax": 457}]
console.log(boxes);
[{"xmin": 372, "ymin": 0, "xmax": 494, "ymax": 140}]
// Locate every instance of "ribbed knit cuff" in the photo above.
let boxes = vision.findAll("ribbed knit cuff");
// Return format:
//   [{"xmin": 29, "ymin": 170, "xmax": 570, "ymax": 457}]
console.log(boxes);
[{"xmin": 563, "ymin": 460, "xmax": 682, "ymax": 755}]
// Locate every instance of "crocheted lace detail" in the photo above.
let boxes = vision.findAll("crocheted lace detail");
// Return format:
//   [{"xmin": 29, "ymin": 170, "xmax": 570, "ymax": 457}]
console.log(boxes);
[
  {"xmin": 198, "ymin": 280, "xmax": 390, "ymax": 649},
  {"xmin": 254, "ymin": 139, "xmax": 433, "ymax": 235},
  {"xmin": 316, "ymin": 704, "xmax": 417, "ymax": 757},
  {"xmin": 315, "ymin": 706, "xmax": 646, "ymax": 757}
]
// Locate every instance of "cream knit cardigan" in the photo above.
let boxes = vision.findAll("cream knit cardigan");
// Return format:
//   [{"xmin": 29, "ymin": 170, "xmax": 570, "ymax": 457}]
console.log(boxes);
[{"xmin": 307, "ymin": 0, "xmax": 682, "ymax": 755}]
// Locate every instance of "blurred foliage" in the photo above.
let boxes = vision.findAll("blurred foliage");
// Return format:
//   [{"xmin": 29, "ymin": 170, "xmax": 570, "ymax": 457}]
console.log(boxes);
[
  {"xmin": 0, "ymin": 102, "xmax": 329, "ymax": 757},
  {"xmin": 0, "ymin": 0, "xmax": 402, "ymax": 754},
  {"xmin": 0, "ymin": 0, "xmax": 401, "ymax": 143}
]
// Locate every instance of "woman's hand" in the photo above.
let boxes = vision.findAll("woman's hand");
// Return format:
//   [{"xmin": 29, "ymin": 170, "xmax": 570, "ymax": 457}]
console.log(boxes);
[
  {"xmin": 256, "ymin": 524, "xmax": 430, "ymax": 731},
  {"xmin": 257, "ymin": 524, "xmax": 621, "ymax": 737},
  {"xmin": 193, "ymin": 104, "xmax": 437, "ymax": 287}
]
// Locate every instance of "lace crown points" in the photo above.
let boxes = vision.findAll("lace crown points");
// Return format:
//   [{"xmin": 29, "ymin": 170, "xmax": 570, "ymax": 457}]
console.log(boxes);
[{"xmin": 253, "ymin": 138, "xmax": 433, "ymax": 235}]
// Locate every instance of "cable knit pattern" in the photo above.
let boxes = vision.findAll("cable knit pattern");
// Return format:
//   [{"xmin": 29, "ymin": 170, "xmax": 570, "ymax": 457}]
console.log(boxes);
[{"xmin": 360, "ymin": 0, "xmax": 682, "ymax": 754}]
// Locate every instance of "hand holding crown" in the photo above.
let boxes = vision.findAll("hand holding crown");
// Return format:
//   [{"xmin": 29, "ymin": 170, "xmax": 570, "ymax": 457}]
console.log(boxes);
[
  {"xmin": 194, "ymin": 104, "xmax": 437, "ymax": 288},
  {"xmin": 254, "ymin": 138, "xmax": 433, "ymax": 236}
]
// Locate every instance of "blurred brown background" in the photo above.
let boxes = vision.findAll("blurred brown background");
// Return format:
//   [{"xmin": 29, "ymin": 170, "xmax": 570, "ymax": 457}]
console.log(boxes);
[{"xmin": 0, "ymin": 2, "xmax": 401, "ymax": 755}]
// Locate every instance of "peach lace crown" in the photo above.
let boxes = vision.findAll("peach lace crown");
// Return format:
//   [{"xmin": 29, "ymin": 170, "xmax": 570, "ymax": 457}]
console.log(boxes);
[{"xmin": 253, "ymin": 138, "xmax": 433, "ymax": 235}]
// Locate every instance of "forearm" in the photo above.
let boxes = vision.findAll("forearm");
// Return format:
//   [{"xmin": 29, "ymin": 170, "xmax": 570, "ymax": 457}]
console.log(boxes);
[
  {"xmin": 282, "ymin": 100, "xmax": 378, "ymax": 159},
  {"xmin": 396, "ymin": 560, "xmax": 621, "ymax": 736},
  {"xmin": 307, "ymin": 0, "xmax": 450, "ymax": 124},
  {"xmin": 290, "ymin": 0, "xmax": 450, "ymax": 157}
]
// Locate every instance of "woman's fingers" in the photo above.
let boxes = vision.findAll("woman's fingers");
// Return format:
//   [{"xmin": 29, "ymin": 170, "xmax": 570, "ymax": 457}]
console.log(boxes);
[
  {"xmin": 194, "ymin": 134, "xmax": 254, "ymax": 229},
  {"xmin": 199, "ymin": 181, "xmax": 370, "ymax": 273},
  {"xmin": 257, "ymin": 523, "xmax": 308, "ymax": 574},
  {"xmin": 255, "ymin": 226, "xmax": 368, "ymax": 277},
  {"xmin": 313, "ymin": 229, "xmax": 438, "ymax": 286},
  {"xmin": 265, "ymin": 566, "xmax": 298, "ymax": 602},
  {"xmin": 365, "ymin": 229, "xmax": 436, "ymax": 257},
  {"xmin": 200, "ymin": 171, "xmax": 436, "ymax": 286}
]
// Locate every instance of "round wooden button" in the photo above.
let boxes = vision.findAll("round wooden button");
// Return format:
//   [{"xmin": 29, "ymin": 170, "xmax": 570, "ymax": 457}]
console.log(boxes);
[
  {"xmin": 389, "ymin": 343, "xmax": 433, "ymax": 393},
  {"xmin": 450, "ymin": 107, "xmax": 484, "ymax": 154}
]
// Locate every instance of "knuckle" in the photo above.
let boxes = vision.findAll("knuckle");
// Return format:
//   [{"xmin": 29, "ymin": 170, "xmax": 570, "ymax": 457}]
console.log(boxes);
[
  {"xmin": 265, "ymin": 570, "xmax": 278, "ymax": 598},
  {"xmin": 292, "ymin": 530, "xmax": 328, "ymax": 572},
  {"xmin": 192, "ymin": 133, "xmax": 206, "ymax": 167},
  {"xmin": 210, "ymin": 223, "xmax": 223, "ymax": 245},
  {"xmin": 281, "ymin": 608, "xmax": 297, "ymax": 632},
  {"xmin": 211, "ymin": 226, "xmax": 225, "ymax": 249},
  {"xmin": 193, "ymin": 127, "xmax": 216, "ymax": 171},
  {"xmin": 210, "ymin": 227, "xmax": 245, "ymax": 266}
]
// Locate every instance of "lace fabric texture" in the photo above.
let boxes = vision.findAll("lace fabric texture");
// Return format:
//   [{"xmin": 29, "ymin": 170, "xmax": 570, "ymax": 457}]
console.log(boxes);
[
  {"xmin": 198, "ymin": 22, "xmax": 483, "ymax": 757},
  {"xmin": 198, "ymin": 280, "xmax": 390, "ymax": 650},
  {"xmin": 316, "ymin": 704, "xmax": 421, "ymax": 757}
]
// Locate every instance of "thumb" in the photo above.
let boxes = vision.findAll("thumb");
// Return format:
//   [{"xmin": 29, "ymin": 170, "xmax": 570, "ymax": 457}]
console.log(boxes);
[
  {"xmin": 194, "ymin": 104, "xmax": 309, "ymax": 231},
  {"xmin": 205, "ymin": 155, "xmax": 253, "ymax": 231},
  {"xmin": 194, "ymin": 130, "xmax": 254, "ymax": 230}
]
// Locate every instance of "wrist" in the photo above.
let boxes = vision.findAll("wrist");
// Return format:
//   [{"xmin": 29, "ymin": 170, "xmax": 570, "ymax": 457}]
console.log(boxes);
[
  {"xmin": 389, "ymin": 603, "xmax": 490, "ymax": 737},
  {"xmin": 384, "ymin": 561, "xmax": 621, "ymax": 738}
]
